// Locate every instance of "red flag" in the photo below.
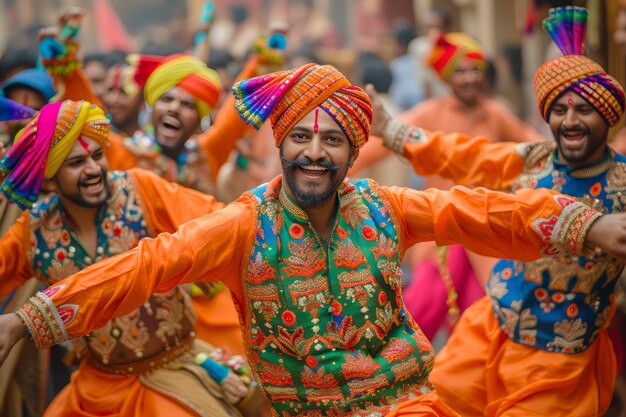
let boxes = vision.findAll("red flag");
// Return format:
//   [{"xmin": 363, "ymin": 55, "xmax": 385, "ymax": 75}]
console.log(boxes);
[{"xmin": 93, "ymin": 0, "xmax": 136, "ymax": 52}]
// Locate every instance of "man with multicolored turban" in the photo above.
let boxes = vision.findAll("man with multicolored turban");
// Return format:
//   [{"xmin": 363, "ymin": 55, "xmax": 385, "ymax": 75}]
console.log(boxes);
[
  {"xmin": 0, "ymin": 99, "xmax": 267, "ymax": 417},
  {"xmin": 351, "ymin": 31, "xmax": 546, "ymax": 343},
  {"xmin": 37, "ymin": 11, "xmax": 287, "ymax": 358},
  {"xmin": 3, "ymin": 62, "xmax": 626, "ymax": 417},
  {"xmin": 367, "ymin": 6, "xmax": 626, "ymax": 416}
]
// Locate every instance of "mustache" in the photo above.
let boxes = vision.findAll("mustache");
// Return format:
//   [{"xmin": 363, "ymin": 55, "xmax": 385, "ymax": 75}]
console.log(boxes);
[
  {"xmin": 280, "ymin": 156, "xmax": 347, "ymax": 172},
  {"xmin": 559, "ymin": 126, "xmax": 589, "ymax": 135}
]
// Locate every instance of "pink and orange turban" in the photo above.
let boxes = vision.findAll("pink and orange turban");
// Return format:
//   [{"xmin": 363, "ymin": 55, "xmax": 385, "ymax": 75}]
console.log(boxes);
[
  {"xmin": 232, "ymin": 63, "xmax": 372, "ymax": 148},
  {"xmin": 427, "ymin": 33, "xmax": 487, "ymax": 82},
  {"xmin": 143, "ymin": 54, "xmax": 222, "ymax": 119},
  {"xmin": 534, "ymin": 7, "xmax": 624, "ymax": 126},
  {"xmin": 0, "ymin": 100, "xmax": 109, "ymax": 209}
]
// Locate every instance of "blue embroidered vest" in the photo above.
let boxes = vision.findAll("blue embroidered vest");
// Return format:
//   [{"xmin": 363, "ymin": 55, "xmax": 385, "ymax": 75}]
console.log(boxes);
[
  {"xmin": 243, "ymin": 176, "xmax": 434, "ymax": 416},
  {"xmin": 489, "ymin": 144, "xmax": 626, "ymax": 353}
]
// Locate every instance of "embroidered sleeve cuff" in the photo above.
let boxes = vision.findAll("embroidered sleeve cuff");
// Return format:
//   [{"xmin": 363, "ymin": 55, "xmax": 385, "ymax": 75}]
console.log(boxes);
[
  {"xmin": 552, "ymin": 201, "xmax": 602, "ymax": 255},
  {"xmin": 381, "ymin": 119, "xmax": 426, "ymax": 155},
  {"xmin": 16, "ymin": 292, "xmax": 68, "ymax": 349}
]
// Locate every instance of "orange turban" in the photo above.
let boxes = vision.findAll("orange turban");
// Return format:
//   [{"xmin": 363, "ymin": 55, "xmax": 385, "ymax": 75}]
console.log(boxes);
[
  {"xmin": 427, "ymin": 33, "xmax": 487, "ymax": 82},
  {"xmin": 533, "ymin": 7, "xmax": 624, "ymax": 126},
  {"xmin": 144, "ymin": 54, "xmax": 222, "ymax": 119},
  {"xmin": 232, "ymin": 63, "xmax": 372, "ymax": 148}
]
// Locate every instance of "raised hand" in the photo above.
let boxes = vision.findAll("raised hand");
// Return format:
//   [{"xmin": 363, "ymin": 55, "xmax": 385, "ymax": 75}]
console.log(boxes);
[{"xmin": 365, "ymin": 83, "xmax": 391, "ymax": 138}]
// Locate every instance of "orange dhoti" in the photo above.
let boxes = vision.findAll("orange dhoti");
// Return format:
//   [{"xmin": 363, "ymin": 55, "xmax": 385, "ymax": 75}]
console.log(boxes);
[
  {"xmin": 43, "ymin": 342, "xmax": 241, "ymax": 417},
  {"xmin": 385, "ymin": 392, "xmax": 459, "ymax": 416},
  {"xmin": 191, "ymin": 288, "xmax": 246, "ymax": 356},
  {"xmin": 429, "ymin": 296, "xmax": 616, "ymax": 416}
]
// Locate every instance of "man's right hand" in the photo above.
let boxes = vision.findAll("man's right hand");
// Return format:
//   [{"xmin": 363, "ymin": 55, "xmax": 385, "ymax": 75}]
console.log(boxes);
[{"xmin": 0, "ymin": 313, "xmax": 28, "ymax": 367}]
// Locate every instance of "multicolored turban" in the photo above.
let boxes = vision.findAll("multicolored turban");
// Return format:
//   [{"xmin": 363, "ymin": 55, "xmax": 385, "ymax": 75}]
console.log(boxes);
[
  {"xmin": 427, "ymin": 33, "xmax": 487, "ymax": 82},
  {"xmin": 534, "ymin": 7, "xmax": 625, "ymax": 126},
  {"xmin": 144, "ymin": 54, "xmax": 222, "ymax": 119},
  {"xmin": 0, "ymin": 100, "xmax": 109, "ymax": 209},
  {"xmin": 232, "ymin": 63, "xmax": 372, "ymax": 148}
]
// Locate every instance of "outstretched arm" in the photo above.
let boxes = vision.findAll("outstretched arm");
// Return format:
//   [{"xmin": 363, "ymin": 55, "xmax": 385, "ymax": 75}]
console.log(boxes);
[
  {"xmin": 0, "ymin": 195, "xmax": 257, "ymax": 366},
  {"xmin": 382, "ymin": 183, "xmax": 623, "ymax": 262},
  {"xmin": 363, "ymin": 85, "xmax": 530, "ymax": 190}
]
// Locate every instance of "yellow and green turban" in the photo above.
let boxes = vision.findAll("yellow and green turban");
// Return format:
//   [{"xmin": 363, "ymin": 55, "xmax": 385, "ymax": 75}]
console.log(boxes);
[
  {"xmin": 534, "ymin": 7, "xmax": 624, "ymax": 126},
  {"xmin": 232, "ymin": 63, "xmax": 372, "ymax": 149},
  {"xmin": 0, "ymin": 100, "xmax": 109, "ymax": 209},
  {"xmin": 144, "ymin": 54, "xmax": 222, "ymax": 119}
]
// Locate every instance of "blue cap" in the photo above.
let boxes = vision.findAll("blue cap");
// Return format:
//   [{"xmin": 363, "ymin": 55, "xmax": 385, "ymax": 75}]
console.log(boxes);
[{"xmin": 1, "ymin": 68, "xmax": 56, "ymax": 103}]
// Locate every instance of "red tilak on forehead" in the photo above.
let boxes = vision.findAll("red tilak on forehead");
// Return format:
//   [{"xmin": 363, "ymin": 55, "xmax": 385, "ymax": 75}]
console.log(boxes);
[
  {"xmin": 77, "ymin": 137, "xmax": 91, "ymax": 155},
  {"xmin": 567, "ymin": 94, "xmax": 574, "ymax": 106},
  {"xmin": 313, "ymin": 108, "xmax": 319, "ymax": 134}
]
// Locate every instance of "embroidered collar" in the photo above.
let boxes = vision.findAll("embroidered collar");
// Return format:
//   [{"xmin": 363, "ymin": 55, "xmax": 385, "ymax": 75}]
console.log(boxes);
[
  {"xmin": 552, "ymin": 146, "xmax": 613, "ymax": 179},
  {"xmin": 277, "ymin": 176, "xmax": 353, "ymax": 224}
]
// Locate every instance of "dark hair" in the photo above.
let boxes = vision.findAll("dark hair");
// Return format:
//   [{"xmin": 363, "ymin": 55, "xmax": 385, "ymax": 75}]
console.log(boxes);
[
  {"xmin": 393, "ymin": 24, "xmax": 416, "ymax": 48},
  {"xmin": 0, "ymin": 47, "xmax": 37, "ymax": 82},
  {"xmin": 430, "ymin": 6, "xmax": 452, "ymax": 31},
  {"xmin": 357, "ymin": 52, "xmax": 392, "ymax": 93}
]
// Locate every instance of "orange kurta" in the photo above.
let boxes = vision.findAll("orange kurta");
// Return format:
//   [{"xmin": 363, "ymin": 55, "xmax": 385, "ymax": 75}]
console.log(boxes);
[
  {"xmin": 351, "ymin": 94, "xmax": 545, "ymax": 175},
  {"xmin": 399, "ymin": 133, "xmax": 618, "ymax": 416},
  {"xmin": 19, "ymin": 178, "xmax": 600, "ymax": 416},
  {"xmin": 0, "ymin": 169, "xmax": 227, "ymax": 417}
]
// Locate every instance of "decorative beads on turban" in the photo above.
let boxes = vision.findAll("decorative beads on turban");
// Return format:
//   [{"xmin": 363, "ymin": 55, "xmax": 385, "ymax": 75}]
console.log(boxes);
[
  {"xmin": 427, "ymin": 33, "xmax": 487, "ymax": 82},
  {"xmin": 533, "ymin": 7, "xmax": 625, "ymax": 126},
  {"xmin": 0, "ymin": 100, "xmax": 109, "ymax": 209},
  {"xmin": 143, "ymin": 54, "xmax": 222, "ymax": 119},
  {"xmin": 232, "ymin": 63, "xmax": 372, "ymax": 148}
]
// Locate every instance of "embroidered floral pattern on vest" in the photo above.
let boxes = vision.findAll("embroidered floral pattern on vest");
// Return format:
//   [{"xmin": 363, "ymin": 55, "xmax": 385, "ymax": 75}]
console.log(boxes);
[
  {"xmin": 490, "ymin": 149, "xmax": 626, "ymax": 353},
  {"xmin": 20, "ymin": 172, "xmax": 196, "ymax": 362},
  {"xmin": 243, "ymin": 176, "xmax": 434, "ymax": 416}
]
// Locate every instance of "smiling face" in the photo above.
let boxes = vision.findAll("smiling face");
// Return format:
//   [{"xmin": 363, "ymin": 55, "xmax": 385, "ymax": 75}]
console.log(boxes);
[
  {"xmin": 549, "ymin": 92, "xmax": 609, "ymax": 167},
  {"xmin": 449, "ymin": 58, "xmax": 484, "ymax": 106},
  {"xmin": 151, "ymin": 86, "xmax": 201, "ymax": 157},
  {"xmin": 52, "ymin": 137, "xmax": 110, "ymax": 208},
  {"xmin": 280, "ymin": 107, "xmax": 356, "ymax": 208},
  {"xmin": 103, "ymin": 67, "xmax": 143, "ymax": 133}
]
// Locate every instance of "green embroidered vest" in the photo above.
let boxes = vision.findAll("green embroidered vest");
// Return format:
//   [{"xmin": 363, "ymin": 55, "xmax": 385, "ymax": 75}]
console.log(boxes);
[{"xmin": 244, "ymin": 177, "xmax": 434, "ymax": 416}]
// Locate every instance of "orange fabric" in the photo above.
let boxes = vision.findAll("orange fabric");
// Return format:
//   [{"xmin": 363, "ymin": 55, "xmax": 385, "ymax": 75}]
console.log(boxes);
[
  {"xmin": 351, "ymin": 95, "xmax": 544, "ymax": 175},
  {"xmin": 54, "ymin": 68, "xmax": 103, "ymax": 110},
  {"xmin": 384, "ymin": 392, "xmax": 459, "ymax": 416},
  {"xmin": 197, "ymin": 56, "xmax": 259, "ymax": 181},
  {"xmin": 430, "ymin": 296, "xmax": 616, "ymax": 417},
  {"xmin": 401, "ymin": 131, "xmax": 526, "ymax": 191},
  {"xmin": 44, "ymin": 180, "xmax": 569, "ymax": 338},
  {"xmin": 0, "ymin": 211, "xmax": 35, "ymax": 297},
  {"xmin": 43, "ymin": 359, "xmax": 196, "ymax": 417},
  {"xmin": 190, "ymin": 289, "xmax": 245, "ymax": 356}
]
